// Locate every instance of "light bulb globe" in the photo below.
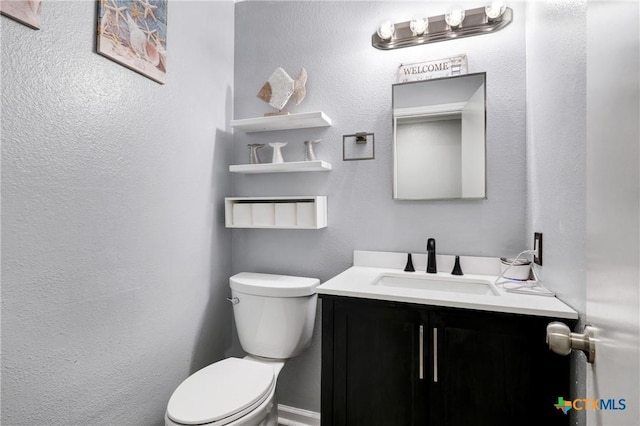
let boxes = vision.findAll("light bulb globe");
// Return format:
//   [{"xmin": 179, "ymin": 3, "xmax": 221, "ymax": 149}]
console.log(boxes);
[
  {"xmin": 445, "ymin": 9, "xmax": 465, "ymax": 28},
  {"xmin": 409, "ymin": 17, "xmax": 428, "ymax": 36},
  {"xmin": 485, "ymin": 1, "xmax": 506, "ymax": 20},
  {"xmin": 377, "ymin": 21, "xmax": 395, "ymax": 40}
]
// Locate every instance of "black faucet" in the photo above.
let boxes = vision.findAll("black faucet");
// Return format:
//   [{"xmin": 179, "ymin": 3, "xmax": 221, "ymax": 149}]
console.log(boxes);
[{"xmin": 426, "ymin": 238, "xmax": 437, "ymax": 274}]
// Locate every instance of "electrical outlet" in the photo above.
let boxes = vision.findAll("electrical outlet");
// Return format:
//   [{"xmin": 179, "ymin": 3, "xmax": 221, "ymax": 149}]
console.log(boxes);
[{"xmin": 534, "ymin": 232, "xmax": 543, "ymax": 266}]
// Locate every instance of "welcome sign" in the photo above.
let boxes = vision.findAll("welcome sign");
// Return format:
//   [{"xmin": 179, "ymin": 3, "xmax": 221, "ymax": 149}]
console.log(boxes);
[{"xmin": 398, "ymin": 54, "xmax": 468, "ymax": 82}]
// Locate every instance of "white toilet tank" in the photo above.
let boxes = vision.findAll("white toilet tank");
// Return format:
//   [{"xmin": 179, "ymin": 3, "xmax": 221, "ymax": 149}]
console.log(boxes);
[{"xmin": 230, "ymin": 272, "xmax": 319, "ymax": 359}]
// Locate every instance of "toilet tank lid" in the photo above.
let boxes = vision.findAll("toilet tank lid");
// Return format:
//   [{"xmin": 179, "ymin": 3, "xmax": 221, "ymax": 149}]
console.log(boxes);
[{"xmin": 230, "ymin": 272, "xmax": 320, "ymax": 297}]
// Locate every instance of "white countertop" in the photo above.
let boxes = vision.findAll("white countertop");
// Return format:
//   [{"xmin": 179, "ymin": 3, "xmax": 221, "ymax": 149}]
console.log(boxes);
[{"xmin": 316, "ymin": 251, "xmax": 579, "ymax": 320}]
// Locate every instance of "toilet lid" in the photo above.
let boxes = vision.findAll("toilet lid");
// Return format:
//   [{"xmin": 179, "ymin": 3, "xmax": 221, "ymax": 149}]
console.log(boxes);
[{"xmin": 166, "ymin": 358, "xmax": 275, "ymax": 425}]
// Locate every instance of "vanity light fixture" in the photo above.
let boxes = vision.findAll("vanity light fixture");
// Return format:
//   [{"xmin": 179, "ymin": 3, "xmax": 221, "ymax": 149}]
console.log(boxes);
[{"xmin": 372, "ymin": 3, "xmax": 513, "ymax": 50}]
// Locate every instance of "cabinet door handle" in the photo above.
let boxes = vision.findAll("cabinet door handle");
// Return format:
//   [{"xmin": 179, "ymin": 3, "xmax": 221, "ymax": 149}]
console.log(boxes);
[
  {"xmin": 419, "ymin": 324, "xmax": 424, "ymax": 380},
  {"xmin": 433, "ymin": 327, "xmax": 438, "ymax": 383}
]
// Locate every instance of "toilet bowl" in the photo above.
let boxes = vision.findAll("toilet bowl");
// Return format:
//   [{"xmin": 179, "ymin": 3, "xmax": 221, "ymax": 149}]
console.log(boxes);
[{"xmin": 165, "ymin": 273, "xmax": 319, "ymax": 426}]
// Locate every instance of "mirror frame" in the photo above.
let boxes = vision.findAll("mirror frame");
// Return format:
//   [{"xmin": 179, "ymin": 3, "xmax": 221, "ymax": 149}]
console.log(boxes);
[{"xmin": 392, "ymin": 72, "xmax": 487, "ymax": 201}]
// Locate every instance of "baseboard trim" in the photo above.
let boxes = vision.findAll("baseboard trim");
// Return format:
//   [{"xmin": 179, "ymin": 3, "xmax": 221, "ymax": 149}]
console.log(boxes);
[{"xmin": 278, "ymin": 404, "xmax": 321, "ymax": 426}]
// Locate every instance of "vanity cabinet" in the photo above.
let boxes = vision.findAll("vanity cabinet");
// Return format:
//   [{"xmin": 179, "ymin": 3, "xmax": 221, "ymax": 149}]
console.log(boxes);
[{"xmin": 321, "ymin": 296, "xmax": 573, "ymax": 426}]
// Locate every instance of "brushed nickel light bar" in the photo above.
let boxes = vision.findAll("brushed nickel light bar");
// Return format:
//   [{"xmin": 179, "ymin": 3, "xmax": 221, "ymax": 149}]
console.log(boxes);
[{"xmin": 372, "ymin": 3, "xmax": 513, "ymax": 50}]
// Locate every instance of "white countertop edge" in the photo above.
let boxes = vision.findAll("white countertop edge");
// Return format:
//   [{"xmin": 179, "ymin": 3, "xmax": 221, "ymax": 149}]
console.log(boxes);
[
  {"xmin": 318, "ymin": 288, "xmax": 579, "ymax": 319},
  {"xmin": 317, "ymin": 265, "xmax": 579, "ymax": 320}
]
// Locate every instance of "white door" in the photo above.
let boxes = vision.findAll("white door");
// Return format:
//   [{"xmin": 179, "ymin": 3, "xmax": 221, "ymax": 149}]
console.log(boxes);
[{"xmin": 585, "ymin": 1, "xmax": 639, "ymax": 425}]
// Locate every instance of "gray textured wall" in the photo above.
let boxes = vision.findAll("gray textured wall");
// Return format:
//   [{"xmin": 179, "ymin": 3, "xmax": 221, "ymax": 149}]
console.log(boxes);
[
  {"xmin": 233, "ymin": 1, "xmax": 528, "ymax": 412},
  {"xmin": 525, "ymin": 3, "xmax": 587, "ymax": 424},
  {"xmin": 1, "ymin": 1, "xmax": 234, "ymax": 424},
  {"xmin": 525, "ymin": 0, "xmax": 587, "ymax": 319}
]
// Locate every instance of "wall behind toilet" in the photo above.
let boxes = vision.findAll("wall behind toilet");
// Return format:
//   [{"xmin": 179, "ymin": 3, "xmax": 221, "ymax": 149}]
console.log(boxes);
[
  {"xmin": 1, "ymin": 1, "xmax": 234, "ymax": 424},
  {"xmin": 233, "ymin": 1, "xmax": 528, "ymax": 412}
]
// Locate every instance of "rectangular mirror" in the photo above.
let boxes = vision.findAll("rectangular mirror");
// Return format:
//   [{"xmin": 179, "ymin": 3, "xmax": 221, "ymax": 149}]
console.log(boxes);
[{"xmin": 392, "ymin": 72, "xmax": 486, "ymax": 200}]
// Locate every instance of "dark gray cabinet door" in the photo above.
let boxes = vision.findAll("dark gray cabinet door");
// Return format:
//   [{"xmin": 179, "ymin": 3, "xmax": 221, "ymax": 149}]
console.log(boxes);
[
  {"xmin": 429, "ymin": 309, "xmax": 569, "ymax": 426},
  {"xmin": 323, "ymin": 298, "xmax": 427, "ymax": 426}
]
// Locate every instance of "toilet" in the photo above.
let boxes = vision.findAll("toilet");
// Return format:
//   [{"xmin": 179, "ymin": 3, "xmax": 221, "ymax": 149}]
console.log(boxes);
[{"xmin": 165, "ymin": 272, "xmax": 319, "ymax": 426}]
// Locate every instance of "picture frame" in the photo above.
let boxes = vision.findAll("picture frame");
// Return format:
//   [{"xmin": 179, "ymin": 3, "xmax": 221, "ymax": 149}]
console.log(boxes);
[
  {"xmin": 97, "ymin": 0, "xmax": 168, "ymax": 84},
  {"xmin": 0, "ymin": 0, "xmax": 42, "ymax": 30}
]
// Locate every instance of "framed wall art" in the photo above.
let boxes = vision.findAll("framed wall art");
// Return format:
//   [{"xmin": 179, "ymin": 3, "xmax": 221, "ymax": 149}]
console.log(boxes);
[
  {"xmin": 1, "ymin": 0, "xmax": 42, "ymax": 30},
  {"xmin": 97, "ymin": 0, "xmax": 168, "ymax": 84}
]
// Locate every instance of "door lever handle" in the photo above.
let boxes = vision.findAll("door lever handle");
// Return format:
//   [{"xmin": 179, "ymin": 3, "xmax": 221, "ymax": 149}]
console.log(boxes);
[{"xmin": 546, "ymin": 322, "xmax": 596, "ymax": 363}]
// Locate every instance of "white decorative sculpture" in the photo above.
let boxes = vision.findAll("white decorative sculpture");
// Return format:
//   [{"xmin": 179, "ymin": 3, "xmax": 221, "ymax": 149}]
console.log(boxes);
[
  {"xmin": 257, "ymin": 68, "xmax": 308, "ymax": 114},
  {"xmin": 269, "ymin": 142, "xmax": 287, "ymax": 163}
]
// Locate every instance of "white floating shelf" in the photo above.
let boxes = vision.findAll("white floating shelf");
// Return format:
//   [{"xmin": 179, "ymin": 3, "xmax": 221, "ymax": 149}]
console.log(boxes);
[
  {"xmin": 225, "ymin": 196, "xmax": 327, "ymax": 229},
  {"xmin": 230, "ymin": 111, "xmax": 332, "ymax": 133},
  {"xmin": 229, "ymin": 160, "xmax": 332, "ymax": 174}
]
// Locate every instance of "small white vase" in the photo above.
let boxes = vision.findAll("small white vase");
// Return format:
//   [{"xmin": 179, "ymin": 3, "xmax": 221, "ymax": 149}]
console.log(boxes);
[
  {"xmin": 248, "ymin": 144, "xmax": 265, "ymax": 164},
  {"xmin": 269, "ymin": 142, "xmax": 287, "ymax": 163},
  {"xmin": 304, "ymin": 139, "xmax": 321, "ymax": 161}
]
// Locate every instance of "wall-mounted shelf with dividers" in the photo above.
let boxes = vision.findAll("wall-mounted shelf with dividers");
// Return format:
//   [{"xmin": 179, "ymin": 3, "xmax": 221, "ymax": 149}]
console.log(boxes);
[
  {"xmin": 230, "ymin": 111, "xmax": 332, "ymax": 133},
  {"xmin": 225, "ymin": 196, "xmax": 327, "ymax": 229},
  {"xmin": 229, "ymin": 160, "xmax": 331, "ymax": 174}
]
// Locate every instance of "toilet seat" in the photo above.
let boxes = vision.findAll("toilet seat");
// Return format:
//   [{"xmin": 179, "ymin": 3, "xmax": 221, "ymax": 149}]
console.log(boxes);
[{"xmin": 166, "ymin": 358, "xmax": 275, "ymax": 425}]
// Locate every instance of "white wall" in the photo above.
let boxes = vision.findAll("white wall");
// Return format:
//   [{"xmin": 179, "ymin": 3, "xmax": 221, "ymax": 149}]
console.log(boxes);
[
  {"xmin": 234, "ymin": 0, "xmax": 528, "ymax": 412},
  {"xmin": 525, "ymin": 1, "xmax": 587, "ymax": 424},
  {"xmin": 1, "ymin": 1, "xmax": 234, "ymax": 424},
  {"xmin": 525, "ymin": 0, "xmax": 587, "ymax": 312}
]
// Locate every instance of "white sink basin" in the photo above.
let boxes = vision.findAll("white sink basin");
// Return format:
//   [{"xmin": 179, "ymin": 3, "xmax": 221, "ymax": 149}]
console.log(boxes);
[{"xmin": 371, "ymin": 273, "xmax": 499, "ymax": 296}]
